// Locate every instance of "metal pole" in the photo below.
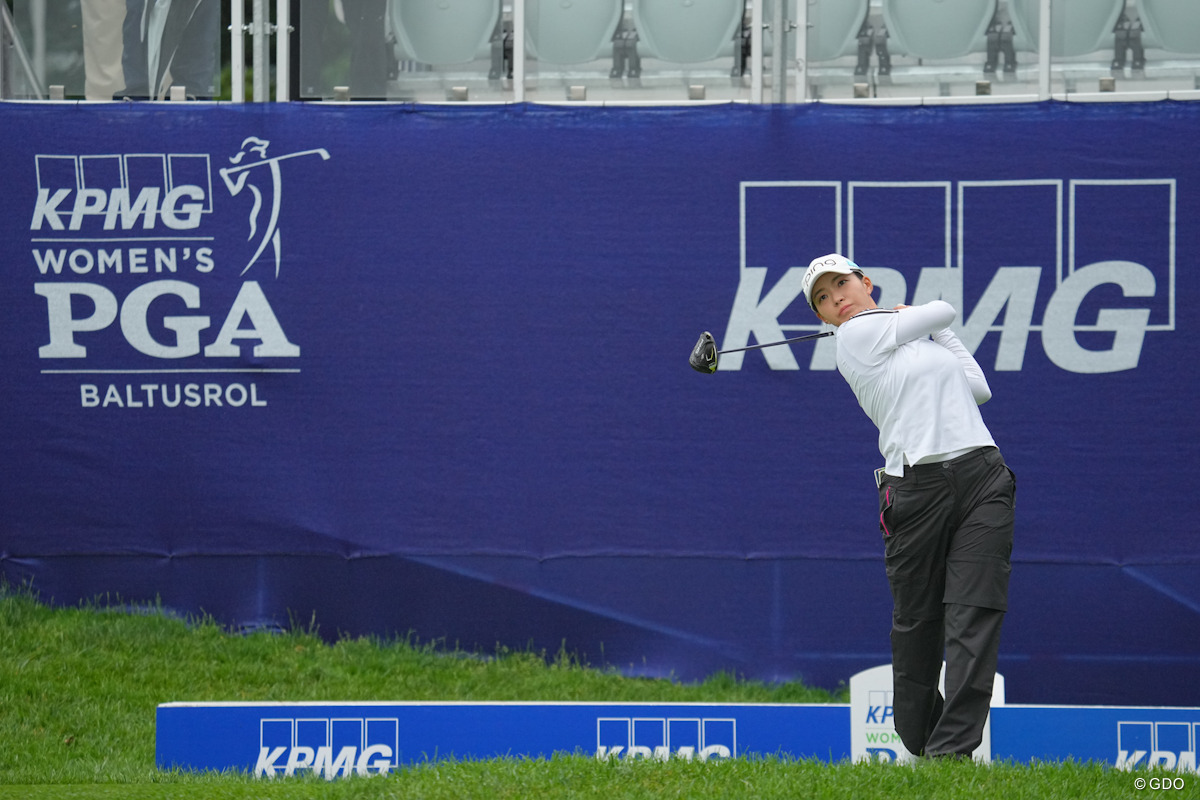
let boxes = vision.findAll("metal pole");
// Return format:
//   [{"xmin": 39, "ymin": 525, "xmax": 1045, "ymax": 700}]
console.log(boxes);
[
  {"xmin": 231, "ymin": 0, "xmax": 245, "ymax": 102},
  {"xmin": 513, "ymin": 0, "xmax": 525, "ymax": 102},
  {"xmin": 252, "ymin": 0, "xmax": 269, "ymax": 102},
  {"xmin": 0, "ymin": 2, "xmax": 9, "ymax": 99},
  {"xmin": 1, "ymin": 1, "xmax": 47, "ymax": 98},
  {"xmin": 275, "ymin": 0, "xmax": 289, "ymax": 101},
  {"xmin": 771, "ymin": 0, "xmax": 785, "ymax": 102},
  {"xmin": 794, "ymin": 0, "xmax": 808, "ymax": 102},
  {"xmin": 750, "ymin": 0, "xmax": 763, "ymax": 103},
  {"xmin": 1038, "ymin": 0, "xmax": 1051, "ymax": 99},
  {"xmin": 31, "ymin": 0, "xmax": 45, "ymax": 89}
]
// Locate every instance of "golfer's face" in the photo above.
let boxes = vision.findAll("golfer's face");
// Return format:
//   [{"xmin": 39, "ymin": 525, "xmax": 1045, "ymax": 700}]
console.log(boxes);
[{"xmin": 811, "ymin": 272, "xmax": 873, "ymax": 326}]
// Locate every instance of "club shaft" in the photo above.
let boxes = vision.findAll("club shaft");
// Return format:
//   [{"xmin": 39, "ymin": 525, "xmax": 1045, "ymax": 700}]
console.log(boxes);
[{"xmin": 717, "ymin": 331, "xmax": 833, "ymax": 355}]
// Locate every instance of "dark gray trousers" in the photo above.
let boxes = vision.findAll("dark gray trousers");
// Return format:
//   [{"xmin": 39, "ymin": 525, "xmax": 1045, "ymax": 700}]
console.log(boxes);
[{"xmin": 878, "ymin": 446, "xmax": 1015, "ymax": 757}]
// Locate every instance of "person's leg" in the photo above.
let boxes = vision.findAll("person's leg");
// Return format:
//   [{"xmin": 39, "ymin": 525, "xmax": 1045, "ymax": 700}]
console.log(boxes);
[
  {"xmin": 344, "ymin": 0, "xmax": 389, "ymax": 98},
  {"xmin": 164, "ymin": 0, "xmax": 220, "ymax": 98},
  {"xmin": 119, "ymin": 0, "xmax": 149, "ymax": 98},
  {"xmin": 924, "ymin": 603, "xmax": 1004, "ymax": 756},
  {"xmin": 299, "ymin": 0, "xmax": 330, "ymax": 97},
  {"xmin": 82, "ymin": 0, "xmax": 126, "ymax": 100},
  {"xmin": 890, "ymin": 612, "xmax": 946, "ymax": 756},
  {"xmin": 881, "ymin": 470, "xmax": 954, "ymax": 756},
  {"xmin": 926, "ymin": 450, "xmax": 1014, "ymax": 756}
]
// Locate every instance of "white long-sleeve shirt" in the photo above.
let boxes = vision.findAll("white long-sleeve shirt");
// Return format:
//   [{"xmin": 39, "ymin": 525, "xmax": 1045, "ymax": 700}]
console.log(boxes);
[{"xmin": 835, "ymin": 300, "xmax": 996, "ymax": 477}]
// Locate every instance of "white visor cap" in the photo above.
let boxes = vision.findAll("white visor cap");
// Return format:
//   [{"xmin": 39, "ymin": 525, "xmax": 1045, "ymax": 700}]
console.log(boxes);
[{"xmin": 802, "ymin": 254, "xmax": 860, "ymax": 311}]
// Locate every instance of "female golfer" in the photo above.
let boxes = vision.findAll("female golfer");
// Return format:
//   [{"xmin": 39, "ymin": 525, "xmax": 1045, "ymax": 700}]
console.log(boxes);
[{"xmin": 802, "ymin": 253, "xmax": 1015, "ymax": 760}]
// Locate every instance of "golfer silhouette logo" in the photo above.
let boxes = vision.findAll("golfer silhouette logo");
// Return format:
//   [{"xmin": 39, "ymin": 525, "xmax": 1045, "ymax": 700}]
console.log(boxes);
[{"xmin": 219, "ymin": 137, "xmax": 331, "ymax": 278}]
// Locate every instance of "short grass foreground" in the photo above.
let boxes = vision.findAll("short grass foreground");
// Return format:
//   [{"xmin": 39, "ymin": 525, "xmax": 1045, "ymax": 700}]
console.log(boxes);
[{"xmin": 0, "ymin": 586, "xmax": 1165, "ymax": 799}]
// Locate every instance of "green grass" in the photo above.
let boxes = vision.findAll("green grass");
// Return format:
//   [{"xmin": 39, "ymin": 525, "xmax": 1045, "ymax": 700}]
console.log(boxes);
[{"xmin": 0, "ymin": 584, "xmax": 1176, "ymax": 798}]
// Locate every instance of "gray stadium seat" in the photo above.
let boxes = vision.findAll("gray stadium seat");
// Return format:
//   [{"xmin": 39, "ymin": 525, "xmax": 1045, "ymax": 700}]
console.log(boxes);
[
  {"xmin": 1008, "ymin": 0, "xmax": 1124, "ymax": 58},
  {"xmin": 632, "ymin": 0, "xmax": 745, "ymax": 63},
  {"xmin": 1139, "ymin": 0, "xmax": 1200, "ymax": 55},
  {"xmin": 390, "ymin": 0, "xmax": 500, "ymax": 65},
  {"xmin": 525, "ymin": 0, "xmax": 623, "ymax": 65},
  {"xmin": 803, "ymin": 0, "xmax": 870, "ymax": 62},
  {"xmin": 881, "ymin": 0, "xmax": 997, "ymax": 60}
]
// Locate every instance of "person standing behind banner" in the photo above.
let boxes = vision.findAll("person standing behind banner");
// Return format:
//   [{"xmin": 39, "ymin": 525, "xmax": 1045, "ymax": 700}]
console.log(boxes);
[
  {"xmin": 300, "ymin": 0, "xmax": 391, "ymax": 99},
  {"xmin": 801, "ymin": 253, "xmax": 1015, "ymax": 759},
  {"xmin": 81, "ymin": 0, "xmax": 126, "ymax": 100},
  {"xmin": 118, "ymin": 0, "xmax": 219, "ymax": 99}
]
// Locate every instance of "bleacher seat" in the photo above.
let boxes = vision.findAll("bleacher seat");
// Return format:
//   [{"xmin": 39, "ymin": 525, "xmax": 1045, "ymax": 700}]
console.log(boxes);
[
  {"xmin": 631, "ymin": 0, "xmax": 745, "ymax": 63},
  {"xmin": 1008, "ymin": 0, "xmax": 1124, "ymax": 58},
  {"xmin": 390, "ymin": 0, "xmax": 500, "ymax": 65},
  {"xmin": 1139, "ymin": 0, "xmax": 1200, "ymax": 55},
  {"xmin": 802, "ymin": 0, "xmax": 870, "ymax": 62},
  {"xmin": 525, "ymin": 0, "xmax": 623, "ymax": 65},
  {"xmin": 881, "ymin": 0, "xmax": 997, "ymax": 60}
]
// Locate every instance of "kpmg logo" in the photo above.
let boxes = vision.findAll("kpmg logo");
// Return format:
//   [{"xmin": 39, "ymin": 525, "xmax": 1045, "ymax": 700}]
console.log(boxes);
[
  {"xmin": 28, "ymin": 140, "xmax": 329, "ymax": 408},
  {"xmin": 256, "ymin": 717, "xmax": 398, "ymax": 779},
  {"xmin": 31, "ymin": 152, "xmax": 215, "ymax": 234},
  {"xmin": 595, "ymin": 717, "xmax": 736, "ymax": 761},
  {"xmin": 726, "ymin": 180, "xmax": 1177, "ymax": 374},
  {"xmin": 861, "ymin": 690, "xmax": 903, "ymax": 761},
  {"xmin": 1115, "ymin": 721, "xmax": 1200, "ymax": 773}
]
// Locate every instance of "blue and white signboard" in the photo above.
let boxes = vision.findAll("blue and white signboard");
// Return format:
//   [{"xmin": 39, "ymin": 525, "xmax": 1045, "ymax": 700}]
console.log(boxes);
[
  {"xmin": 155, "ymin": 701, "xmax": 850, "ymax": 777},
  {"xmin": 156, "ymin": 699, "xmax": 1200, "ymax": 778},
  {"xmin": 2, "ymin": 100, "xmax": 1198, "ymax": 707},
  {"xmin": 848, "ymin": 664, "xmax": 1005, "ymax": 763}
]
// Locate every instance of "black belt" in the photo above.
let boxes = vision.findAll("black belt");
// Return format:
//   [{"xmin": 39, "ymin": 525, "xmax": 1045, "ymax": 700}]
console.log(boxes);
[{"xmin": 902, "ymin": 446, "xmax": 997, "ymax": 477}]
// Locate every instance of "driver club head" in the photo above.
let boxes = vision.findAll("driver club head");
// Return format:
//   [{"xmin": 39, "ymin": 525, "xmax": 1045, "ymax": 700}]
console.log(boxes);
[{"xmin": 689, "ymin": 331, "xmax": 718, "ymax": 374}]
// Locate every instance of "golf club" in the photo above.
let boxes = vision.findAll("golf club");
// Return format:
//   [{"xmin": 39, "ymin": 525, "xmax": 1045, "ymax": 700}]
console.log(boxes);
[{"xmin": 689, "ymin": 330, "xmax": 834, "ymax": 373}]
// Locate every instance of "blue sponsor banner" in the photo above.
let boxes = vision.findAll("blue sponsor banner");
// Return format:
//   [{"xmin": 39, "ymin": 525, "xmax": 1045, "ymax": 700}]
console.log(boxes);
[
  {"xmin": 157, "ymin": 702, "xmax": 1200, "ymax": 777},
  {"xmin": 155, "ymin": 701, "xmax": 850, "ymax": 775},
  {"xmin": 992, "ymin": 706, "xmax": 1200, "ymax": 771},
  {"xmin": 3, "ymin": 100, "xmax": 1199, "ymax": 706}
]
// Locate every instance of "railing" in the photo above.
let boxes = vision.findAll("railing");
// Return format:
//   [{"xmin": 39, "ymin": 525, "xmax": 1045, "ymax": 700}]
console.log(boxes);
[{"xmin": 3, "ymin": 0, "xmax": 1198, "ymax": 105}]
